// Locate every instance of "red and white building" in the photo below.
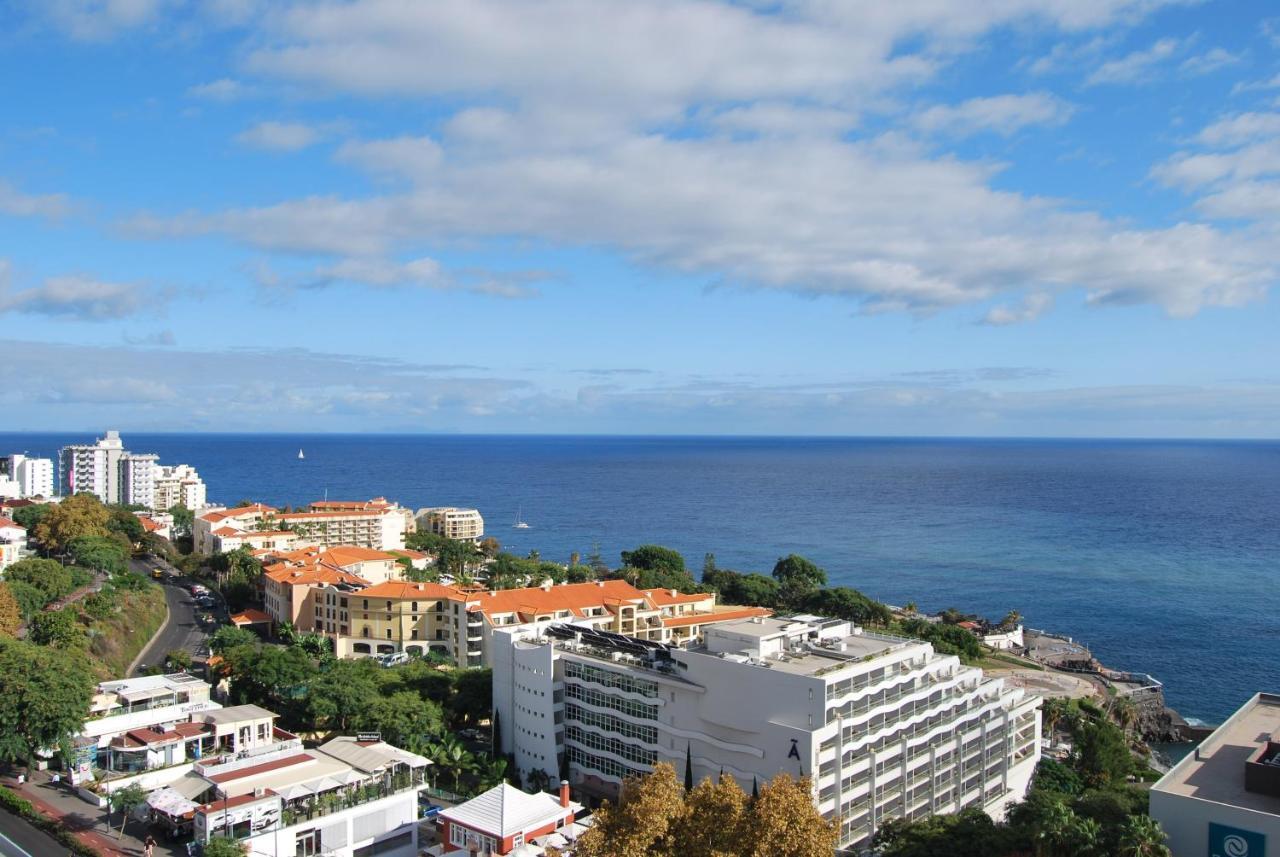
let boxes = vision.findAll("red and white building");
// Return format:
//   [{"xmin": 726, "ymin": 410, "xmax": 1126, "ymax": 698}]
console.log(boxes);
[
  {"xmin": 438, "ymin": 781, "xmax": 579, "ymax": 855},
  {"xmin": 0, "ymin": 515, "xmax": 27, "ymax": 573}
]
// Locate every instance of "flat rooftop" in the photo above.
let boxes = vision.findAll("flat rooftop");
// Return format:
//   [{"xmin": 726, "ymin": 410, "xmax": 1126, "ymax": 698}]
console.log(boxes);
[
  {"xmin": 755, "ymin": 633, "xmax": 904, "ymax": 676},
  {"xmin": 1153, "ymin": 692, "xmax": 1280, "ymax": 814}
]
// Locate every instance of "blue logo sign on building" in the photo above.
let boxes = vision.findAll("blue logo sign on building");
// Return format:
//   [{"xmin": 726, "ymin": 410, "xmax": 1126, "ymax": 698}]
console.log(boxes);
[{"xmin": 1209, "ymin": 822, "xmax": 1266, "ymax": 857}]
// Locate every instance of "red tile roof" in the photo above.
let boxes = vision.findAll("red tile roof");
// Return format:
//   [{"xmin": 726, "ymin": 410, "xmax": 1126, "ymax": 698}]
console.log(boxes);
[
  {"xmin": 0, "ymin": 516, "xmax": 22, "ymax": 530},
  {"xmin": 230, "ymin": 609, "xmax": 273, "ymax": 625},
  {"xmin": 207, "ymin": 752, "xmax": 313, "ymax": 784},
  {"xmin": 662, "ymin": 606, "xmax": 772, "ymax": 628}
]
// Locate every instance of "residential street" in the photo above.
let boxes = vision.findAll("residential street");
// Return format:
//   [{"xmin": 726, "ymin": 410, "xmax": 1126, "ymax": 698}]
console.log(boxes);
[{"xmin": 128, "ymin": 556, "xmax": 218, "ymax": 677}]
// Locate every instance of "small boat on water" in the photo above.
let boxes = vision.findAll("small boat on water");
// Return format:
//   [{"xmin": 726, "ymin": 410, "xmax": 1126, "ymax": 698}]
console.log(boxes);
[
  {"xmin": 513, "ymin": 505, "xmax": 530, "ymax": 529},
  {"xmin": 298, "ymin": 448, "xmax": 305, "ymax": 460}
]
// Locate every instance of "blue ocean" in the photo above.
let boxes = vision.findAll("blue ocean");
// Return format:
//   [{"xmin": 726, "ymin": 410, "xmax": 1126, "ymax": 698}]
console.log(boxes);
[{"xmin": 5, "ymin": 433, "xmax": 1277, "ymax": 724}]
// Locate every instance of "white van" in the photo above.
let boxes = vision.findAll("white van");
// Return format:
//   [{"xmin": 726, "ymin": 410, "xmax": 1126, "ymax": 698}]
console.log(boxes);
[{"xmin": 379, "ymin": 652, "xmax": 410, "ymax": 667}]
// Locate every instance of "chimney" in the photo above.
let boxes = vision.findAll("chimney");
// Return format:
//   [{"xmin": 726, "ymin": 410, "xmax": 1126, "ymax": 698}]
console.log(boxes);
[{"xmin": 559, "ymin": 780, "xmax": 570, "ymax": 808}]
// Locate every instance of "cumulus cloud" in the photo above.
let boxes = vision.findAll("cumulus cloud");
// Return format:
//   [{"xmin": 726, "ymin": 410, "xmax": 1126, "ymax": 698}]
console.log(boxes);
[
  {"xmin": 912, "ymin": 93, "xmax": 1074, "ymax": 138},
  {"xmin": 120, "ymin": 0, "xmax": 1273, "ymax": 321},
  {"xmin": 235, "ymin": 121, "xmax": 322, "ymax": 151},
  {"xmin": 1086, "ymin": 38, "xmax": 1184, "ymax": 85},
  {"xmin": 35, "ymin": 0, "xmax": 170, "ymax": 41},
  {"xmin": 0, "ymin": 180, "xmax": 73, "ymax": 219},
  {"xmin": 1153, "ymin": 111, "xmax": 1280, "ymax": 225},
  {"xmin": 0, "ymin": 263, "xmax": 169, "ymax": 320}
]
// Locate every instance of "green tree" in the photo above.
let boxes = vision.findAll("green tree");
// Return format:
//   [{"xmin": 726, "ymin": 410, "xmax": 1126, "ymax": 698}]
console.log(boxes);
[
  {"xmin": 359, "ymin": 691, "xmax": 443, "ymax": 754},
  {"xmin": 165, "ymin": 649, "xmax": 193, "ymax": 671},
  {"xmin": 620, "ymin": 545, "xmax": 686, "ymax": 574},
  {"xmin": 4, "ymin": 558, "xmax": 74, "ymax": 603},
  {"xmin": 9, "ymin": 504, "xmax": 50, "ymax": 533},
  {"xmin": 771, "ymin": 554, "xmax": 826, "ymax": 607},
  {"xmin": 1116, "ymin": 814, "xmax": 1172, "ymax": 857},
  {"xmin": 449, "ymin": 668, "xmax": 493, "ymax": 728},
  {"xmin": 27, "ymin": 609, "xmax": 83, "ymax": 647},
  {"xmin": 5, "ymin": 581, "xmax": 47, "ymax": 619},
  {"xmin": 201, "ymin": 837, "xmax": 248, "ymax": 857},
  {"xmin": 429, "ymin": 734, "xmax": 475, "ymax": 792},
  {"xmin": 802, "ymin": 586, "xmax": 891, "ymax": 626},
  {"xmin": 34, "ymin": 493, "xmax": 110, "ymax": 553},
  {"xmin": 209, "ymin": 625, "xmax": 260, "ymax": 655},
  {"xmin": 168, "ymin": 503, "xmax": 195, "ymax": 538},
  {"xmin": 1072, "ymin": 718, "xmax": 1133, "ymax": 788},
  {"xmin": 110, "ymin": 781, "xmax": 147, "ymax": 838},
  {"xmin": 66, "ymin": 535, "xmax": 129, "ymax": 575},
  {"xmin": 106, "ymin": 508, "xmax": 146, "ymax": 545},
  {"xmin": 308, "ymin": 659, "xmax": 381, "ymax": 731},
  {"xmin": 0, "ymin": 637, "xmax": 94, "ymax": 768}
]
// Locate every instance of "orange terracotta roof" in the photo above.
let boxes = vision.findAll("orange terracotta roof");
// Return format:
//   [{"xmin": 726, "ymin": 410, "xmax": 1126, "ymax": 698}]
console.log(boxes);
[
  {"xmin": 264, "ymin": 563, "xmax": 368, "ymax": 588},
  {"xmin": 230, "ymin": 609, "xmax": 273, "ymax": 625},
  {"xmin": 358, "ymin": 580, "xmax": 464, "ymax": 600},
  {"xmin": 642, "ymin": 588, "xmax": 712, "ymax": 607},
  {"xmin": 137, "ymin": 516, "xmax": 162, "ymax": 532},
  {"xmin": 662, "ymin": 606, "xmax": 772, "ymax": 628},
  {"xmin": 320, "ymin": 546, "xmax": 398, "ymax": 564},
  {"xmin": 0, "ymin": 516, "xmax": 22, "ymax": 529},
  {"xmin": 387, "ymin": 549, "xmax": 427, "ymax": 560},
  {"xmin": 199, "ymin": 504, "xmax": 275, "ymax": 523},
  {"xmin": 309, "ymin": 498, "xmax": 393, "ymax": 511},
  {"xmin": 212, "ymin": 526, "xmax": 241, "ymax": 536},
  {"xmin": 276, "ymin": 510, "xmax": 384, "ymax": 520},
  {"xmin": 468, "ymin": 579, "xmax": 649, "ymax": 619}
]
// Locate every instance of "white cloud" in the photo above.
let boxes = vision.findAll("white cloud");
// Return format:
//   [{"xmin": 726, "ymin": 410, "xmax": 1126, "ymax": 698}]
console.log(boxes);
[
  {"xmin": 1086, "ymin": 37, "xmax": 1184, "ymax": 85},
  {"xmin": 1179, "ymin": 47, "xmax": 1241, "ymax": 76},
  {"xmin": 1196, "ymin": 112, "xmax": 1280, "ymax": 146},
  {"xmin": 0, "ymin": 270, "xmax": 166, "ymax": 320},
  {"xmin": 336, "ymin": 136, "xmax": 444, "ymax": 177},
  {"xmin": 0, "ymin": 180, "xmax": 72, "ymax": 219},
  {"xmin": 187, "ymin": 78, "xmax": 252, "ymax": 102},
  {"xmin": 981, "ymin": 292, "xmax": 1054, "ymax": 325},
  {"xmin": 254, "ymin": 256, "xmax": 543, "ymax": 299},
  {"xmin": 235, "ymin": 121, "xmax": 321, "ymax": 151},
  {"xmin": 912, "ymin": 93, "xmax": 1074, "ymax": 138},
  {"xmin": 36, "ymin": 0, "xmax": 169, "ymax": 41}
]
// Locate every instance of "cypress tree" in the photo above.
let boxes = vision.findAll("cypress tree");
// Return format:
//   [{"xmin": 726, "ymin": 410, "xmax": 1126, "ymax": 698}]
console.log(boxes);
[
  {"xmin": 684, "ymin": 744, "xmax": 694, "ymax": 791},
  {"xmin": 751, "ymin": 776, "xmax": 759, "ymax": 800}
]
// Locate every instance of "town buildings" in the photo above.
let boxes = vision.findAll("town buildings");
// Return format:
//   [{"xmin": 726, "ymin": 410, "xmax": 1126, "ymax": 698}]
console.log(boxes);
[
  {"xmin": 492, "ymin": 614, "xmax": 1041, "ymax": 851},
  {"xmin": 193, "ymin": 498, "xmax": 410, "ymax": 556},
  {"xmin": 417, "ymin": 506, "xmax": 485, "ymax": 542},
  {"xmin": 0, "ymin": 515, "xmax": 26, "ymax": 572},
  {"xmin": 0, "ymin": 454, "xmax": 54, "ymax": 499},
  {"xmin": 152, "ymin": 463, "xmax": 207, "ymax": 511},
  {"xmin": 1151, "ymin": 691, "xmax": 1280, "ymax": 857},
  {"xmin": 55, "ymin": 431, "xmax": 206, "ymax": 511},
  {"xmin": 439, "ymin": 781, "xmax": 579, "ymax": 855}
]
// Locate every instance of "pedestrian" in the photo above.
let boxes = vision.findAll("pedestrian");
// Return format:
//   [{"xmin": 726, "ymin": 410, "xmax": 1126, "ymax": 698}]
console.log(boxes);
[{"xmin": 144, "ymin": 834, "xmax": 156, "ymax": 857}]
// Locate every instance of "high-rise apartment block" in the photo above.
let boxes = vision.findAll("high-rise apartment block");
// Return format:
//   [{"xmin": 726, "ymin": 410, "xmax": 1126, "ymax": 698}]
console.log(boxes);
[
  {"xmin": 493, "ymin": 615, "xmax": 1041, "ymax": 852},
  {"xmin": 57, "ymin": 431, "xmax": 206, "ymax": 510}
]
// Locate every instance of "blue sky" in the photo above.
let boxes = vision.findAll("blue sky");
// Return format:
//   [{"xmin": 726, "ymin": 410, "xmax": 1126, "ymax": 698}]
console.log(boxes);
[{"xmin": 2, "ymin": 0, "xmax": 1279, "ymax": 436}]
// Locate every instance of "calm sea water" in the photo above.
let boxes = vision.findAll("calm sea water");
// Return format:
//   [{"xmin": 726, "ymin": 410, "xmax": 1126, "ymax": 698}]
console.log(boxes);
[{"xmin": 5, "ymin": 433, "xmax": 1277, "ymax": 724}]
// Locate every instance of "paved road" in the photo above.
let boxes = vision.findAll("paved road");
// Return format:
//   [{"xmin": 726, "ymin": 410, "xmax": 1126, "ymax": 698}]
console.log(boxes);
[
  {"xmin": 129, "ymin": 556, "xmax": 218, "ymax": 676},
  {"xmin": 0, "ymin": 809, "xmax": 63, "ymax": 857}
]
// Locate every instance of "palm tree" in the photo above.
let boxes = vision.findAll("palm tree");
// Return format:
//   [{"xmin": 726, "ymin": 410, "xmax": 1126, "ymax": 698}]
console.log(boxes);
[
  {"xmin": 429, "ymin": 735, "xmax": 474, "ymax": 793},
  {"xmin": 1112, "ymin": 695, "xmax": 1138, "ymax": 740},
  {"xmin": 1033, "ymin": 800, "xmax": 1075, "ymax": 857},
  {"xmin": 1067, "ymin": 816, "xmax": 1102, "ymax": 857},
  {"xmin": 475, "ymin": 757, "xmax": 510, "ymax": 792},
  {"xmin": 1117, "ymin": 815, "xmax": 1172, "ymax": 857}
]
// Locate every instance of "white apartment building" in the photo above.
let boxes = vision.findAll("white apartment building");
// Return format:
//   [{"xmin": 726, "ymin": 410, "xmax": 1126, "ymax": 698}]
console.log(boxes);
[
  {"xmin": 194, "ymin": 499, "xmax": 409, "ymax": 556},
  {"xmin": 493, "ymin": 615, "xmax": 1041, "ymax": 852},
  {"xmin": 0, "ymin": 455, "xmax": 54, "ymax": 499},
  {"xmin": 60, "ymin": 430, "xmax": 128, "ymax": 501},
  {"xmin": 1151, "ymin": 692, "xmax": 1280, "ymax": 857},
  {"xmin": 120, "ymin": 452, "xmax": 159, "ymax": 508},
  {"xmin": 152, "ymin": 463, "xmax": 207, "ymax": 511},
  {"xmin": 0, "ymin": 515, "xmax": 26, "ymax": 573},
  {"xmin": 416, "ymin": 506, "xmax": 485, "ymax": 542}
]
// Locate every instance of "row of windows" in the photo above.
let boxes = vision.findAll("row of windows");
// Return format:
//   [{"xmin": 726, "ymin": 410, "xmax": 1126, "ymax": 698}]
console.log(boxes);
[
  {"xmin": 564, "ymin": 682, "xmax": 658, "ymax": 721},
  {"xmin": 564, "ymin": 703, "xmax": 658, "ymax": 744},
  {"xmin": 565, "ymin": 725, "xmax": 658, "ymax": 767},
  {"xmin": 566, "ymin": 745, "xmax": 646, "ymax": 782},
  {"xmin": 564, "ymin": 661, "xmax": 659, "ymax": 698}
]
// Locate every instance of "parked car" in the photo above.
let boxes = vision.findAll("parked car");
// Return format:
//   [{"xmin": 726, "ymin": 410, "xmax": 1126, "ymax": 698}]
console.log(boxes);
[
  {"xmin": 458, "ymin": 728, "xmax": 482, "ymax": 741},
  {"xmin": 379, "ymin": 652, "xmax": 410, "ymax": 668}
]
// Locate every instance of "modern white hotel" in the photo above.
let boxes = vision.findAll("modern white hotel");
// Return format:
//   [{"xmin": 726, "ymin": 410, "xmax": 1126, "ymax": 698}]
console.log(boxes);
[
  {"xmin": 1151, "ymin": 692, "xmax": 1280, "ymax": 857},
  {"xmin": 493, "ymin": 614, "xmax": 1041, "ymax": 851}
]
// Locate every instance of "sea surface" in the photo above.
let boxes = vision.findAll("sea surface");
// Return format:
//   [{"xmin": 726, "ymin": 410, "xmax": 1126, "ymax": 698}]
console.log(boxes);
[{"xmin": 5, "ymin": 432, "xmax": 1277, "ymax": 724}]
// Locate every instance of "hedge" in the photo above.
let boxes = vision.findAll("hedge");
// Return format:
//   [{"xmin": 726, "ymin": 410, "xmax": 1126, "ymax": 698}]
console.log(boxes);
[{"xmin": 0, "ymin": 785, "xmax": 103, "ymax": 856}]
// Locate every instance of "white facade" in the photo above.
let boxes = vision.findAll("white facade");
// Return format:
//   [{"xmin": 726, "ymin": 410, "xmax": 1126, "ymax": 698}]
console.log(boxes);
[
  {"xmin": 120, "ymin": 453, "xmax": 159, "ymax": 508},
  {"xmin": 494, "ymin": 616, "xmax": 1041, "ymax": 851},
  {"xmin": 152, "ymin": 463, "xmax": 206, "ymax": 511},
  {"xmin": 60, "ymin": 430, "xmax": 127, "ymax": 501},
  {"xmin": 14, "ymin": 456, "xmax": 54, "ymax": 499},
  {"xmin": 1151, "ymin": 692, "xmax": 1280, "ymax": 857}
]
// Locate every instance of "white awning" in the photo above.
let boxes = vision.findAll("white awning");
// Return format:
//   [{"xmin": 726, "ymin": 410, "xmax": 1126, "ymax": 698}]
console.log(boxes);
[
  {"xmin": 147, "ymin": 787, "xmax": 198, "ymax": 818},
  {"xmin": 274, "ymin": 783, "xmax": 314, "ymax": 801}
]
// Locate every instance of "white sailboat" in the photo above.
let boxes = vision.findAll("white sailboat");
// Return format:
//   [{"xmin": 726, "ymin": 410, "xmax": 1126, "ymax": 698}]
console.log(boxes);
[
  {"xmin": 513, "ymin": 505, "xmax": 530, "ymax": 529},
  {"xmin": 297, "ymin": 448, "xmax": 305, "ymax": 460}
]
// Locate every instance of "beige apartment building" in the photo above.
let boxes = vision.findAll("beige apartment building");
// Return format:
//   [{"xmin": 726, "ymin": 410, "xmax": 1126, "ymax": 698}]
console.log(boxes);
[
  {"xmin": 415, "ymin": 507, "xmax": 485, "ymax": 542},
  {"xmin": 194, "ymin": 499, "xmax": 410, "ymax": 555}
]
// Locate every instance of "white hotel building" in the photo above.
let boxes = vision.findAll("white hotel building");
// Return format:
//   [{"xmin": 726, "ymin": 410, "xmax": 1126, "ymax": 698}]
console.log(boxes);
[{"xmin": 493, "ymin": 615, "xmax": 1041, "ymax": 851}]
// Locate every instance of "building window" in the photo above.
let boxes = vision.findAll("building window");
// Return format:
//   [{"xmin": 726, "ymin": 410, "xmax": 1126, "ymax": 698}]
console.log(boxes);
[{"xmin": 386, "ymin": 629, "xmax": 392, "ymax": 639}]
